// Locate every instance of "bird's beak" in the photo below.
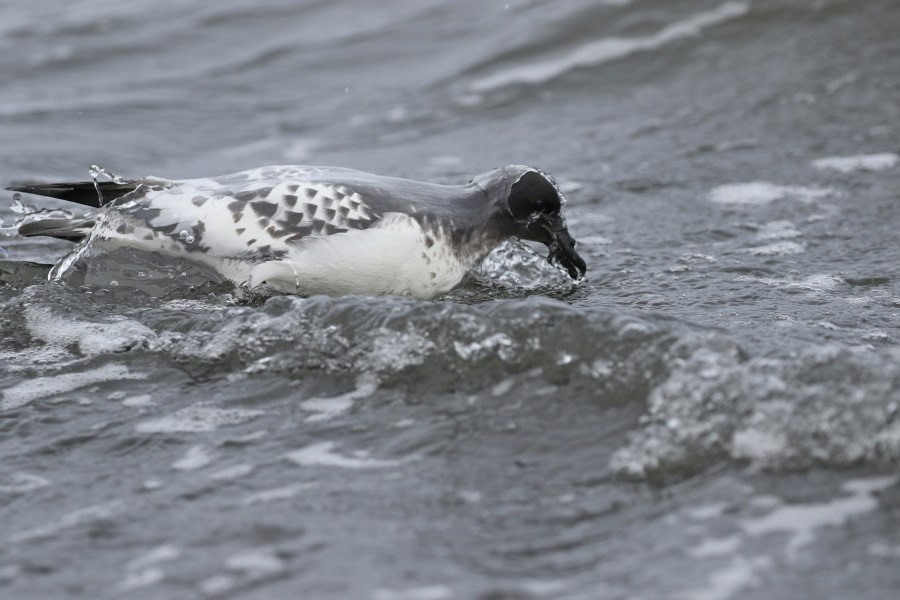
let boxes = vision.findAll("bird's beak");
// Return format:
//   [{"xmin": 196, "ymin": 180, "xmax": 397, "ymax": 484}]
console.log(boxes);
[{"xmin": 534, "ymin": 215, "xmax": 586, "ymax": 280}]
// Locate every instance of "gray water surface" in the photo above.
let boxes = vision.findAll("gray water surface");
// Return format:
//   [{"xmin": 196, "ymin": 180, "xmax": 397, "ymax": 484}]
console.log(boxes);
[{"xmin": 1, "ymin": 1, "xmax": 899, "ymax": 598}]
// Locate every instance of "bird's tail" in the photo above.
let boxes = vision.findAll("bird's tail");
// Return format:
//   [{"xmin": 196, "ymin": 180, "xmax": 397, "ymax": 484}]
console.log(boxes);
[
  {"xmin": 16, "ymin": 218, "xmax": 96, "ymax": 242},
  {"xmin": 6, "ymin": 177, "xmax": 155, "ymax": 242},
  {"xmin": 7, "ymin": 181, "xmax": 142, "ymax": 208}
]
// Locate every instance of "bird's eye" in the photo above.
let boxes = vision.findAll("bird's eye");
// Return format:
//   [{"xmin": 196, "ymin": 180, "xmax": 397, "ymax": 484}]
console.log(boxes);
[{"xmin": 508, "ymin": 171, "xmax": 560, "ymax": 220}]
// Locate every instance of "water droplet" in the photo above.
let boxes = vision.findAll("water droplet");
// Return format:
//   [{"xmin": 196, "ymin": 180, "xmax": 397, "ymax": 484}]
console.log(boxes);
[
  {"xmin": 179, "ymin": 230, "xmax": 189, "ymax": 239},
  {"xmin": 88, "ymin": 164, "xmax": 127, "ymax": 199},
  {"xmin": 11, "ymin": 196, "xmax": 28, "ymax": 214},
  {"xmin": 185, "ymin": 235, "xmax": 195, "ymax": 244},
  {"xmin": 110, "ymin": 280, "xmax": 119, "ymax": 287}
]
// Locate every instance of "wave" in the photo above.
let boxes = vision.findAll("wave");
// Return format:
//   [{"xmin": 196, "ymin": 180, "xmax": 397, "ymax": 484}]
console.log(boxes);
[
  {"xmin": 611, "ymin": 337, "xmax": 900, "ymax": 479},
  {"xmin": 468, "ymin": 2, "xmax": 750, "ymax": 93},
  {"xmin": 3, "ymin": 278, "xmax": 898, "ymax": 479}
]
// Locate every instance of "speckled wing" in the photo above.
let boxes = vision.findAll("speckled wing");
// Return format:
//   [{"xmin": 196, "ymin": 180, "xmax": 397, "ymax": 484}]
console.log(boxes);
[{"xmin": 101, "ymin": 167, "xmax": 385, "ymax": 262}]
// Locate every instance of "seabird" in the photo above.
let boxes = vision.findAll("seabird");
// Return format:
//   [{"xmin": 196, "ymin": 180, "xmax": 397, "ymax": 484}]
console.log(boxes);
[{"xmin": 8, "ymin": 165, "xmax": 586, "ymax": 299}]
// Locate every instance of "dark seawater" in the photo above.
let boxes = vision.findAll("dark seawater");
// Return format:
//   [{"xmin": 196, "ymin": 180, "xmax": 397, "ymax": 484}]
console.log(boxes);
[{"xmin": 2, "ymin": 1, "xmax": 899, "ymax": 598}]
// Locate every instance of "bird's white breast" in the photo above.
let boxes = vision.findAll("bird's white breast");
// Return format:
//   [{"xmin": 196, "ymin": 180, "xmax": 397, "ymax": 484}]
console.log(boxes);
[{"xmin": 249, "ymin": 213, "xmax": 466, "ymax": 299}]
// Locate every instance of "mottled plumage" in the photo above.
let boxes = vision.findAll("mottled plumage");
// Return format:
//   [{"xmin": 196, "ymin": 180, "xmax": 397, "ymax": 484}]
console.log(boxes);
[{"xmin": 10, "ymin": 165, "xmax": 586, "ymax": 299}]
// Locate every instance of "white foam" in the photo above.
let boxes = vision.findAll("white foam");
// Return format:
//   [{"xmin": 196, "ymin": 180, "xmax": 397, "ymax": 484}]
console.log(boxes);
[
  {"xmin": 119, "ymin": 543, "xmax": 180, "ymax": 591},
  {"xmin": 454, "ymin": 333, "xmax": 514, "ymax": 361},
  {"xmin": 10, "ymin": 501, "xmax": 123, "ymax": 543},
  {"xmin": 373, "ymin": 586, "xmax": 453, "ymax": 600},
  {"xmin": 123, "ymin": 394, "xmax": 154, "ymax": 407},
  {"xmin": 516, "ymin": 580, "xmax": 570, "ymax": 597},
  {"xmin": 491, "ymin": 378, "xmax": 515, "ymax": 397},
  {"xmin": 736, "ymin": 273, "xmax": 841, "ymax": 293},
  {"xmin": 710, "ymin": 182, "xmax": 836, "ymax": 205},
  {"xmin": 740, "ymin": 476, "xmax": 895, "ymax": 559},
  {"xmin": 811, "ymin": 153, "xmax": 898, "ymax": 173},
  {"xmin": 578, "ymin": 234, "xmax": 613, "ymax": 246},
  {"xmin": 0, "ymin": 472, "xmax": 51, "ymax": 494},
  {"xmin": 679, "ymin": 556, "xmax": 771, "ymax": 600},
  {"xmin": 299, "ymin": 396, "xmax": 354, "ymax": 422},
  {"xmin": 753, "ymin": 220, "xmax": 801, "ymax": 241},
  {"xmin": 826, "ymin": 71, "xmax": 857, "ymax": 93},
  {"xmin": 200, "ymin": 574, "xmax": 235, "ymax": 595},
  {"xmin": 209, "ymin": 464, "xmax": 254, "ymax": 481},
  {"xmin": 610, "ymin": 342, "xmax": 900, "ymax": 478},
  {"xmin": 300, "ymin": 374, "xmax": 378, "ymax": 423},
  {"xmin": 470, "ymin": 2, "xmax": 749, "ymax": 92},
  {"xmin": 688, "ymin": 535, "xmax": 742, "ymax": 558},
  {"xmin": 241, "ymin": 482, "xmax": 314, "ymax": 506},
  {"xmin": 686, "ymin": 502, "xmax": 729, "ymax": 521},
  {"xmin": 797, "ymin": 274, "xmax": 842, "ymax": 291},
  {"xmin": 126, "ymin": 544, "xmax": 181, "ymax": 572},
  {"xmin": 171, "ymin": 445, "xmax": 214, "ymax": 471},
  {"xmin": 0, "ymin": 346, "xmax": 71, "ymax": 368},
  {"xmin": 1, "ymin": 363, "xmax": 146, "ymax": 411},
  {"xmin": 746, "ymin": 241, "xmax": 805, "ymax": 256},
  {"xmin": 731, "ymin": 428, "xmax": 788, "ymax": 464},
  {"xmin": 366, "ymin": 329, "xmax": 435, "ymax": 372},
  {"xmin": 285, "ymin": 441, "xmax": 400, "ymax": 469},
  {"xmin": 118, "ymin": 567, "xmax": 165, "ymax": 592},
  {"xmin": 137, "ymin": 404, "xmax": 265, "ymax": 433},
  {"xmin": 862, "ymin": 330, "xmax": 891, "ymax": 343},
  {"xmin": 226, "ymin": 549, "xmax": 285, "ymax": 576},
  {"xmin": 24, "ymin": 305, "xmax": 156, "ymax": 356},
  {"xmin": 458, "ymin": 490, "xmax": 483, "ymax": 504},
  {"xmin": 582, "ymin": 359, "xmax": 613, "ymax": 379}
]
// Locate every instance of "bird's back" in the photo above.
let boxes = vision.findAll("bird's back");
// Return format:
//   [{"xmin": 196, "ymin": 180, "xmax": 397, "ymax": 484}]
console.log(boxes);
[{"xmin": 11, "ymin": 165, "xmax": 497, "ymax": 298}]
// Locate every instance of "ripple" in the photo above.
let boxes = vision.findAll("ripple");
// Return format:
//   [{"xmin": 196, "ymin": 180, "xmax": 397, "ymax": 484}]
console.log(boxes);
[
  {"xmin": 811, "ymin": 153, "xmax": 898, "ymax": 173},
  {"xmin": 285, "ymin": 441, "xmax": 401, "ymax": 469},
  {"xmin": 710, "ymin": 182, "xmax": 838, "ymax": 205},
  {"xmin": 136, "ymin": 404, "xmax": 265, "ymax": 434},
  {"xmin": 1, "ymin": 363, "xmax": 145, "ymax": 411},
  {"xmin": 469, "ymin": 2, "xmax": 749, "ymax": 92}
]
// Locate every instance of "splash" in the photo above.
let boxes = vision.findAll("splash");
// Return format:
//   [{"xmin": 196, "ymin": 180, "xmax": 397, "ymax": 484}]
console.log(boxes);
[
  {"xmin": 610, "ymin": 339, "xmax": 900, "ymax": 480},
  {"xmin": 465, "ymin": 238, "xmax": 580, "ymax": 298},
  {"xmin": 89, "ymin": 164, "xmax": 127, "ymax": 206},
  {"xmin": 3, "ymin": 193, "xmax": 75, "ymax": 230}
]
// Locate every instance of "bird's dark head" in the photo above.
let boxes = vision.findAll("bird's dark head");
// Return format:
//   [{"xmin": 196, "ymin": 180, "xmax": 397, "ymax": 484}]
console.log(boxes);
[{"xmin": 478, "ymin": 166, "xmax": 586, "ymax": 280}]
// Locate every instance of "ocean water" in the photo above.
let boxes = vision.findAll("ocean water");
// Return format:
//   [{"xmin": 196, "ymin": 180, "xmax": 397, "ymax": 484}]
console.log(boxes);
[{"xmin": 1, "ymin": 1, "xmax": 899, "ymax": 598}]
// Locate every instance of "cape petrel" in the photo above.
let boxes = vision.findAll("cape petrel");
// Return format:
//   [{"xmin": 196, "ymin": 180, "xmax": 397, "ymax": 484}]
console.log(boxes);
[{"xmin": 9, "ymin": 164, "xmax": 586, "ymax": 299}]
